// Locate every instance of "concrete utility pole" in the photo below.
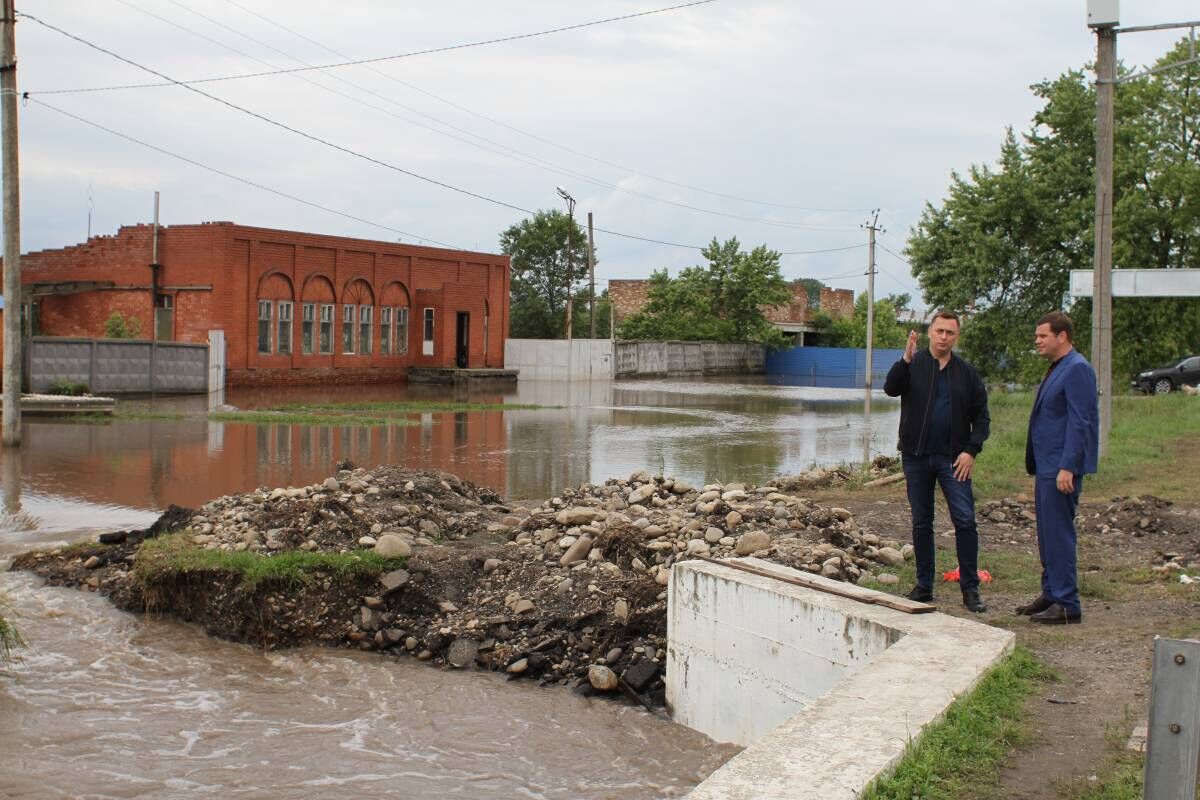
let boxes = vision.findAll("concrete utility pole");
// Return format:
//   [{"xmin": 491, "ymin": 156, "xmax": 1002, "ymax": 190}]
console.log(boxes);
[
  {"xmin": 556, "ymin": 186, "xmax": 576, "ymax": 341},
  {"xmin": 1, "ymin": 0, "xmax": 21, "ymax": 448},
  {"xmin": 587, "ymin": 212, "xmax": 596, "ymax": 339},
  {"xmin": 862, "ymin": 210, "xmax": 882, "ymax": 407},
  {"xmin": 1092, "ymin": 20, "xmax": 1116, "ymax": 457}
]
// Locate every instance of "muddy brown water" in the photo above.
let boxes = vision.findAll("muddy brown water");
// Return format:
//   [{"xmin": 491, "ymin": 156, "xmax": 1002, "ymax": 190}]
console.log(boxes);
[{"xmin": 0, "ymin": 378, "xmax": 895, "ymax": 798}]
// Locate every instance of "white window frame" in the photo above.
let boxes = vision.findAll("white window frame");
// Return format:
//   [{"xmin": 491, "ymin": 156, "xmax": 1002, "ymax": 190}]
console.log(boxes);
[
  {"xmin": 301, "ymin": 302, "xmax": 315, "ymax": 355},
  {"xmin": 277, "ymin": 301, "xmax": 293, "ymax": 355},
  {"xmin": 380, "ymin": 307, "xmax": 392, "ymax": 355},
  {"xmin": 257, "ymin": 299, "xmax": 272, "ymax": 354},
  {"xmin": 359, "ymin": 305, "xmax": 373, "ymax": 356},
  {"xmin": 319, "ymin": 303, "xmax": 334, "ymax": 354},
  {"xmin": 422, "ymin": 307, "xmax": 435, "ymax": 356},
  {"xmin": 397, "ymin": 306, "xmax": 409, "ymax": 355},
  {"xmin": 342, "ymin": 304, "xmax": 356, "ymax": 354}
]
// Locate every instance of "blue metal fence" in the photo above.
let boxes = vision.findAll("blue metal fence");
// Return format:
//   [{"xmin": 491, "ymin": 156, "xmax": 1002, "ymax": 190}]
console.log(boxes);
[{"xmin": 764, "ymin": 345, "xmax": 906, "ymax": 389}]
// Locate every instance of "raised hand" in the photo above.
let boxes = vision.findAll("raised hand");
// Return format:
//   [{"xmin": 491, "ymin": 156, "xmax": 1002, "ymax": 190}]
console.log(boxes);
[{"xmin": 902, "ymin": 329, "xmax": 918, "ymax": 363}]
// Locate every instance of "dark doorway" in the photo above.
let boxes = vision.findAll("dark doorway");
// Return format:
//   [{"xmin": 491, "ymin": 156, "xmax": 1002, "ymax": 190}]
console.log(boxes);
[{"xmin": 455, "ymin": 312, "xmax": 469, "ymax": 368}]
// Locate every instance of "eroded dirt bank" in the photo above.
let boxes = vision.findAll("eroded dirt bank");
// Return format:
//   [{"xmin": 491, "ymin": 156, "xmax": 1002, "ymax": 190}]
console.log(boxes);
[{"xmin": 12, "ymin": 465, "xmax": 910, "ymax": 706}]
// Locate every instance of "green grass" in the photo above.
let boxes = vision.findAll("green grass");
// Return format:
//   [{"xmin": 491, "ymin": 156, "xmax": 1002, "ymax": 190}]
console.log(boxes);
[
  {"xmin": 208, "ymin": 411, "xmax": 414, "ymax": 427},
  {"xmin": 134, "ymin": 533, "xmax": 408, "ymax": 589},
  {"xmin": 862, "ymin": 647, "xmax": 1057, "ymax": 800},
  {"xmin": 0, "ymin": 592, "xmax": 23, "ymax": 663},
  {"xmin": 974, "ymin": 392, "xmax": 1200, "ymax": 501},
  {"xmin": 859, "ymin": 547, "xmax": 1044, "ymax": 598},
  {"xmin": 112, "ymin": 410, "xmax": 189, "ymax": 421},
  {"xmin": 270, "ymin": 400, "xmax": 555, "ymax": 413}
]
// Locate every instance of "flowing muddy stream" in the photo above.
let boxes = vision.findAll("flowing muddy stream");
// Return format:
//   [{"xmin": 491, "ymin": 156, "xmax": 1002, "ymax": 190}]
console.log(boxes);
[
  {"xmin": 0, "ymin": 571, "xmax": 735, "ymax": 798},
  {"xmin": 1, "ymin": 378, "xmax": 893, "ymax": 798}
]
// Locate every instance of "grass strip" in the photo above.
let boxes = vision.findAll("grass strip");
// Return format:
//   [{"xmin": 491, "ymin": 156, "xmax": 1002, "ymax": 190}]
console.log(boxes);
[
  {"xmin": 208, "ymin": 411, "xmax": 413, "ymax": 427},
  {"xmin": 973, "ymin": 392, "xmax": 1200, "ymax": 500},
  {"xmin": 862, "ymin": 646, "xmax": 1056, "ymax": 800},
  {"xmin": 271, "ymin": 400, "xmax": 555, "ymax": 413},
  {"xmin": 135, "ymin": 533, "xmax": 408, "ymax": 589},
  {"xmin": 0, "ymin": 600, "xmax": 23, "ymax": 663}
]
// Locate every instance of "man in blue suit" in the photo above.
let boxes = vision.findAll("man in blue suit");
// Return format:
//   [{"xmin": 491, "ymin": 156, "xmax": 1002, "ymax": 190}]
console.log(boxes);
[{"xmin": 1021, "ymin": 311, "xmax": 1099, "ymax": 624}]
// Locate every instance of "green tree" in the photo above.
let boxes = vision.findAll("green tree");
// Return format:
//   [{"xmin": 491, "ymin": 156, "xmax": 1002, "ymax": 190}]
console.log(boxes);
[
  {"xmin": 569, "ymin": 288, "xmax": 612, "ymax": 339},
  {"xmin": 818, "ymin": 293, "xmax": 908, "ymax": 348},
  {"xmin": 499, "ymin": 210, "xmax": 592, "ymax": 339},
  {"xmin": 906, "ymin": 39, "xmax": 1200, "ymax": 383},
  {"xmin": 618, "ymin": 238, "xmax": 791, "ymax": 347},
  {"xmin": 103, "ymin": 311, "xmax": 142, "ymax": 339}
]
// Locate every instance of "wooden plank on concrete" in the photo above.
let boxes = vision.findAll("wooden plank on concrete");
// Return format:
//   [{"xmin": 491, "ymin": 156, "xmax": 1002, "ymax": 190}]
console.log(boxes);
[{"xmin": 692, "ymin": 554, "xmax": 935, "ymax": 614}]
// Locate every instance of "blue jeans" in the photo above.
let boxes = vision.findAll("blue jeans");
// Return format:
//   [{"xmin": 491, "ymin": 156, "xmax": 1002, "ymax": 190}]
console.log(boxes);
[{"xmin": 902, "ymin": 453, "xmax": 980, "ymax": 593}]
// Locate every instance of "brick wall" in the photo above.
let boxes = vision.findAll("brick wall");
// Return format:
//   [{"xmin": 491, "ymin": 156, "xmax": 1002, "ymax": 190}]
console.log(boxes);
[
  {"xmin": 609, "ymin": 279, "xmax": 652, "ymax": 324},
  {"xmin": 9, "ymin": 222, "xmax": 510, "ymax": 384},
  {"xmin": 820, "ymin": 288, "xmax": 855, "ymax": 318}
]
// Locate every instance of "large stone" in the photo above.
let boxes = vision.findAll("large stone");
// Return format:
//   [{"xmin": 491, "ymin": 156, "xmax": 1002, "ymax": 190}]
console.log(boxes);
[
  {"xmin": 628, "ymin": 485, "xmax": 655, "ymax": 505},
  {"xmin": 559, "ymin": 535, "xmax": 594, "ymax": 567},
  {"xmin": 670, "ymin": 480, "xmax": 695, "ymax": 494},
  {"xmin": 613, "ymin": 598, "xmax": 630, "ymax": 624},
  {"xmin": 379, "ymin": 568, "xmax": 410, "ymax": 593},
  {"xmin": 875, "ymin": 547, "xmax": 905, "ymax": 568},
  {"xmin": 686, "ymin": 539, "xmax": 711, "ymax": 555},
  {"xmin": 555, "ymin": 506, "xmax": 606, "ymax": 525},
  {"xmin": 588, "ymin": 664, "xmax": 619, "ymax": 691},
  {"xmin": 447, "ymin": 638, "xmax": 480, "ymax": 669},
  {"xmin": 735, "ymin": 531, "xmax": 772, "ymax": 556},
  {"xmin": 374, "ymin": 535, "xmax": 412, "ymax": 559},
  {"xmin": 507, "ymin": 657, "xmax": 528, "ymax": 674},
  {"xmin": 623, "ymin": 661, "xmax": 660, "ymax": 692},
  {"xmin": 359, "ymin": 607, "xmax": 384, "ymax": 630},
  {"xmin": 322, "ymin": 477, "xmax": 340, "ymax": 492}
]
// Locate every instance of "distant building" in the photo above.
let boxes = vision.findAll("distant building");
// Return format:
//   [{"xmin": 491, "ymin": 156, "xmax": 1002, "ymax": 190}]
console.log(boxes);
[
  {"xmin": 5, "ymin": 222, "xmax": 510, "ymax": 385},
  {"xmin": 608, "ymin": 279, "xmax": 854, "ymax": 344}
]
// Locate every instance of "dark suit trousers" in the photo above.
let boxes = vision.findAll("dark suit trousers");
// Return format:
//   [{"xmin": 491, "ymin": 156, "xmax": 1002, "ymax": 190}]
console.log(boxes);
[{"xmin": 1034, "ymin": 474, "xmax": 1083, "ymax": 615}]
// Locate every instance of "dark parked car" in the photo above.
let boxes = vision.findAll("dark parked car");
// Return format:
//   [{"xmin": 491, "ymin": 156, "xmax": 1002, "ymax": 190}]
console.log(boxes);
[{"xmin": 1131, "ymin": 355, "xmax": 1200, "ymax": 394}]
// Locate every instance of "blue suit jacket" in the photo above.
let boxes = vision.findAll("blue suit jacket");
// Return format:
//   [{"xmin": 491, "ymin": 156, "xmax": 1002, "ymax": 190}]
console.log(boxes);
[{"xmin": 1026, "ymin": 349, "xmax": 1099, "ymax": 477}]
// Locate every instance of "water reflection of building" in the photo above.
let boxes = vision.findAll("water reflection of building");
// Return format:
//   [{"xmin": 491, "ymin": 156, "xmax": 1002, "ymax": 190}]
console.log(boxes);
[{"xmin": 12, "ymin": 412, "xmax": 508, "ymax": 512}]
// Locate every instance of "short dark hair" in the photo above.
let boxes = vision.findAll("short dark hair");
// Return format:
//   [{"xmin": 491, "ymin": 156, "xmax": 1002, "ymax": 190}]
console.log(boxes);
[
  {"xmin": 1036, "ymin": 311, "xmax": 1074, "ymax": 341},
  {"xmin": 930, "ymin": 310, "xmax": 960, "ymax": 328}
]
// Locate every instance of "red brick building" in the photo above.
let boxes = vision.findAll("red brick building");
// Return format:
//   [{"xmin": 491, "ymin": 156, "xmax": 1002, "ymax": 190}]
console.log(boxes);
[
  {"xmin": 609, "ymin": 278, "xmax": 854, "ymax": 342},
  {"xmin": 8, "ymin": 222, "xmax": 510, "ymax": 385}
]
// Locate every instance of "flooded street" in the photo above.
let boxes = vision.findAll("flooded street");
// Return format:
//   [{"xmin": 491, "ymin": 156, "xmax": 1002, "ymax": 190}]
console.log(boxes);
[{"xmin": 0, "ymin": 377, "xmax": 892, "ymax": 798}]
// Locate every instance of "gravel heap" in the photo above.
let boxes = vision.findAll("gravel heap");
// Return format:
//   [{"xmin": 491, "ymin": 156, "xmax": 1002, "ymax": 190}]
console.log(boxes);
[{"xmin": 183, "ymin": 466, "xmax": 507, "ymax": 555}]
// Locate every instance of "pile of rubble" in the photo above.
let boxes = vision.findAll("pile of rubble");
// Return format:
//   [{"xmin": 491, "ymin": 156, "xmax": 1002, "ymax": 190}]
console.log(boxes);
[{"xmin": 182, "ymin": 466, "xmax": 507, "ymax": 555}]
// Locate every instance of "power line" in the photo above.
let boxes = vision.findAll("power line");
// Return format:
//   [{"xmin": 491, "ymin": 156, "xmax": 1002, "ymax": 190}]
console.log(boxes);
[
  {"xmin": 22, "ymin": 14, "xmax": 866, "ymax": 255},
  {"xmin": 29, "ymin": 96, "xmax": 860, "ymax": 259},
  {"xmin": 26, "ymin": 2, "xmax": 717, "ymax": 93},
  {"xmin": 27, "ymin": 9, "xmax": 857, "ymax": 232},
  {"xmin": 216, "ymin": 0, "xmax": 871, "ymax": 215},
  {"xmin": 29, "ymin": 97, "xmax": 462, "ymax": 248}
]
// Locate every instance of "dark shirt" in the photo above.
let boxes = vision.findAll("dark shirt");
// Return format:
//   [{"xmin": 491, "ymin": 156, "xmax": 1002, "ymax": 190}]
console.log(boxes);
[{"xmin": 924, "ymin": 364, "xmax": 952, "ymax": 454}]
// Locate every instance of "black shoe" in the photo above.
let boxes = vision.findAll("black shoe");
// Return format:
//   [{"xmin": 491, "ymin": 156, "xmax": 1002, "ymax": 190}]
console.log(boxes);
[
  {"xmin": 905, "ymin": 585, "xmax": 933, "ymax": 603},
  {"xmin": 1029, "ymin": 603, "xmax": 1082, "ymax": 625},
  {"xmin": 1015, "ymin": 595, "xmax": 1054, "ymax": 616},
  {"xmin": 962, "ymin": 590, "xmax": 987, "ymax": 613}
]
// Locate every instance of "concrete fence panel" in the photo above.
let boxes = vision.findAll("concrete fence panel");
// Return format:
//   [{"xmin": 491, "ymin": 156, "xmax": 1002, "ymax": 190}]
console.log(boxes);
[{"xmin": 26, "ymin": 336, "xmax": 210, "ymax": 394}]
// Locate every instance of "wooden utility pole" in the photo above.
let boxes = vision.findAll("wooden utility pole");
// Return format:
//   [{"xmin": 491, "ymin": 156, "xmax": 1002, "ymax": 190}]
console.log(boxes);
[
  {"xmin": 587, "ymin": 212, "xmax": 596, "ymax": 339},
  {"xmin": 1092, "ymin": 24, "xmax": 1116, "ymax": 457},
  {"xmin": 1, "ymin": 0, "xmax": 21, "ymax": 448}
]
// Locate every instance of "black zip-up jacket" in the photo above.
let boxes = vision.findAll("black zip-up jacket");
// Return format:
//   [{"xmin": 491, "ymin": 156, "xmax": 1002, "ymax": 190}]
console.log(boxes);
[{"xmin": 883, "ymin": 349, "xmax": 990, "ymax": 457}]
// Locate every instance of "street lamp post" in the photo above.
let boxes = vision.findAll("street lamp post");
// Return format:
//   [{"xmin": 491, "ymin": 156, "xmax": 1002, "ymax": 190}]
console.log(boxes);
[{"xmin": 556, "ymin": 186, "xmax": 576, "ymax": 341}]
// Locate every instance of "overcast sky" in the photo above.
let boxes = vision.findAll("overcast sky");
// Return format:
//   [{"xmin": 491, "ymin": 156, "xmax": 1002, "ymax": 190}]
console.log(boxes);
[{"xmin": 7, "ymin": 0, "xmax": 1198, "ymax": 308}]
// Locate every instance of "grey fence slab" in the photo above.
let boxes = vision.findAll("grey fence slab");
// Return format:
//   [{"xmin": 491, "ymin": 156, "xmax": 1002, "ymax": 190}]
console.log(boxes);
[
  {"xmin": 1144, "ymin": 636, "xmax": 1200, "ymax": 800},
  {"xmin": 26, "ymin": 337, "xmax": 209, "ymax": 395}
]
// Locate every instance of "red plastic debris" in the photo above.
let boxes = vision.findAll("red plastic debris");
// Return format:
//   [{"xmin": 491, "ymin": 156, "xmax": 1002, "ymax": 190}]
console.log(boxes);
[{"xmin": 942, "ymin": 568, "xmax": 992, "ymax": 583}]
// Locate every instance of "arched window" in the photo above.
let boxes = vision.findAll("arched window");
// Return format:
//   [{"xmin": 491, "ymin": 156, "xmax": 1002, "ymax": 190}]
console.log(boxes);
[
  {"xmin": 300, "ymin": 275, "xmax": 335, "ymax": 355},
  {"xmin": 342, "ymin": 279, "xmax": 375, "ymax": 355},
  {"xmin": 257, "ymin": 273, "xmax": 294, "ymax": 355},
  {"xmin": 379, "ymin": 281, "xmax": 411, "ymax": 356}
]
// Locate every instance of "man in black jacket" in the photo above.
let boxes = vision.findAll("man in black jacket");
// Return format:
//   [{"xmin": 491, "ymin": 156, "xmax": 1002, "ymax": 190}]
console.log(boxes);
[{"xmin": 883, "ymin": 311, "xmax": 991, "ymax": 612}]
